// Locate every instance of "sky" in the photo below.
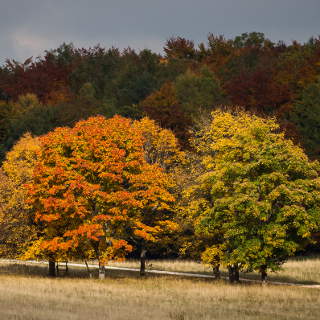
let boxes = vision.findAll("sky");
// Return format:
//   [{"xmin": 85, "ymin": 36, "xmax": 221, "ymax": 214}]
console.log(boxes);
[{"xmin": 0, "ymin": 0, "xmax": 319, "ymax": 63}]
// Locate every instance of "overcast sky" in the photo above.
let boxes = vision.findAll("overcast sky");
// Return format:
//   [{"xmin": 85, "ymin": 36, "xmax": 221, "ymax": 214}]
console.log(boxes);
[{"xmin": 1, "ymin": 0, "xmax": 319, "ymax": 63}]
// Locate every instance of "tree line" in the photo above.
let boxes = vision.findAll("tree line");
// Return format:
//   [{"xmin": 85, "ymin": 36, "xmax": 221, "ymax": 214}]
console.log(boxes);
[{"xmin": 0, "ymin": 32, "xmax": 320, "ymax": 162}]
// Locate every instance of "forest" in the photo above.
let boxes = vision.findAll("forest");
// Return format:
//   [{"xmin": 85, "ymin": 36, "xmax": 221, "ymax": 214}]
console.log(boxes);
[{"xmin": 1, "ymin": 32, "xmax": 320, "ymax": 283}]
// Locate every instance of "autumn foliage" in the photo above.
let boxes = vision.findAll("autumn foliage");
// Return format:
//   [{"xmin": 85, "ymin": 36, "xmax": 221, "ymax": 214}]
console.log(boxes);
[
  {"xmin": 0, "ymin": 133, "xmax": 40, "ymax": 257},
  {"xmin": 1, "ymin": 34, "xmax": 320, "ymax": 160},
  {"xmin": 0, "ymin": 33, "xmax": 320, "ymax": 282},
  {"xmin": 184, "ymin": 110, "xmax": 320, "ymax": 281},
  {"xmin": 25, "ymin": 116, "xmax": 176, "ymax": 265}
]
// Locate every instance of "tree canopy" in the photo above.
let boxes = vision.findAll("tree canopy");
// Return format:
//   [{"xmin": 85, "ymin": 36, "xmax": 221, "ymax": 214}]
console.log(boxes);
[
  {"xmin": 25, "ymin": 116, "xmax": 177, "ymax": 269},
  {"xmin": 185, "ymin": 111, "xmax": 320, "ymax": 281},
  {"xmin": 0, "ymin": 133, "xmax": 40, "ymax": 258},
  {"xmin": 1, "ymin": 33, "xmax": 320, "ymax": 160}
]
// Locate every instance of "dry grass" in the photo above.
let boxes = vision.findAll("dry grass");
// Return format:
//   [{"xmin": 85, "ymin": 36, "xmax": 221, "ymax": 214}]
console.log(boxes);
[
  {"xmin": 108, "ymin": 259, "xmax": 210, "ymax": 273},
  {"xmin": 106, "ymin": 255, "xmax": 320, "ymax": 284},
  {"xmin": 243, "ymin": 256, "xmax": 320, "ymax": 284},
  {"xmin": 0, "ymin": 262, "xmax": 320, "ymax": 320}
]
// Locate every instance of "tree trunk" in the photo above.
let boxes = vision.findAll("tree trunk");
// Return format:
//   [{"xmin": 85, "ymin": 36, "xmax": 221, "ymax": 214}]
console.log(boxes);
[
  {"xmin": 260, "ymin": 265, "xmax": 267, "ymax": 284},
  {"xmin": 228, "ymin": 265, "xmax": 240, "ymax": 283},
  {"xmin": 234, "ymin": 265, "xmax": 240, "ymax": 283},
  {"xmin": 48, "ymin": 258, "xmax": 56, "ymax": 277},
  {"xmin": 140, "ymin": 248, "xmax": 147, "ymax": 276},
  {"xmin": 85, "ymin": 260, "xmax": 93, "ymax": 278},
  {"xmin": 98, "ymin": 236, "xmax": 107, "ymax": 280},
  {"xmin": 212, "ymin": 265, "xmax": 220, "ymax": 279},
  {"xmin": 228, "ymin": 265, "xmax": 235, "ymax": 283},
  {"xmin": 99, "ymin": 261, "xmax": 106, "ymax": 280}
]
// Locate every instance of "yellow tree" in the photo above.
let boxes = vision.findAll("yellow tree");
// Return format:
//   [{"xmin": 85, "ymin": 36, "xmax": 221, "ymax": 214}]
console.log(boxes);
[
  {"xmin": 132, "ymin": 117, "xmax": 184, "ymax": 274},
  {"xmin": 186, "ymin": 110, "xmax": 320, "ymax": 282},
  {"xmin": 0, "ymin": 133, "xmax": 40, "ymax": 258}
]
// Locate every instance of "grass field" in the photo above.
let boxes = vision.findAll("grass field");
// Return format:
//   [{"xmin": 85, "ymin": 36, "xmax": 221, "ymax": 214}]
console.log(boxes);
[
  {"xmin": 106, "ymin": 255, "xmax": 320, "ymax": 284},
  {"xmin": 0, "ymin": 260, "xmax": 320, "ymax": 320}
]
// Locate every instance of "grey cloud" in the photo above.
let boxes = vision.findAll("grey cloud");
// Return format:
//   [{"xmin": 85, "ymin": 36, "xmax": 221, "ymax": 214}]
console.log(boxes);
[{"xmin": 0, "ymin": 0, "xmax": 319, "ymax": 63}]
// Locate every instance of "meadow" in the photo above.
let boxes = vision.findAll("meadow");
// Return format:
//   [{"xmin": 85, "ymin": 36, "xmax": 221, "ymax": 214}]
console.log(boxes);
[
  {"xmin": 1, "ymin": 258, "xmax": 320, "ymax": 320},
  {"xmin": 103, "ymin": 255, "xmax": 320, "ymax": 284}
]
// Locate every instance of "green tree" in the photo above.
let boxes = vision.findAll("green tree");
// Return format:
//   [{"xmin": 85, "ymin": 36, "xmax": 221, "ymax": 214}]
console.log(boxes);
[
  {"xmin": 187, "ymin": 110, "xmax": 320, "ymax": 282},
  {"xmin": 0, "ymin": 94, "xmax": 60, "ymax": 160},
  {"xmin": 175, "ymin": 66, "xmax": 227, "ymax": 117},
  {"xmin": 287, "ymin": 78, "xmax": 320, "ymax": 159}
]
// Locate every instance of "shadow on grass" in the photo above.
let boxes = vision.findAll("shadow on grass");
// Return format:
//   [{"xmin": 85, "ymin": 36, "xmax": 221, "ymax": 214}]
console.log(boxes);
[
  {"xmin": 1, "ymin": 261, "xmax": 319, "ymax": 286},
  {"xmin": 0, "ymin": 262, "xmax": 225, "ymax": 285},
  {"xmin": 240, "ymin": 255, "xmax": 320, "ymax": 285},
  {"xmin": 238, "ymin": 272, "xmax": 320, "ymax": 285},
  {"xmin": 0, "ymin": 262, "xmax": 145, "ymax": 280},
  {"xmin": 173, "ymin": 267, "xmax": 320, "ymax": 285},
  {"xmin": 0, "ymin": 263, "xmax": 49, "ymax": 278}
]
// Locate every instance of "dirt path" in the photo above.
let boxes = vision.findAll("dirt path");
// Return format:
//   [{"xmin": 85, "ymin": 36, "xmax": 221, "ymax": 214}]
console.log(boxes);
[{"xmin": 1, "ymin": 259, "xmax": 320, "ymax": 289}]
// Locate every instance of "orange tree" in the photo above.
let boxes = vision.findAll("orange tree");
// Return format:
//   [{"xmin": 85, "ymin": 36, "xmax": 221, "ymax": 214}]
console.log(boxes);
[{"xmin": 26, "ymin": 115, "xmax": 176, "ymax": 277}]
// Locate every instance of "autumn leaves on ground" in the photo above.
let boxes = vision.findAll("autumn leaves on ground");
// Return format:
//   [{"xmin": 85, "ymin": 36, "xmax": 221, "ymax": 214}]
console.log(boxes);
[{"xmin": 1, "ymin": 33, "xmax": 320, "ymax": 319}]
